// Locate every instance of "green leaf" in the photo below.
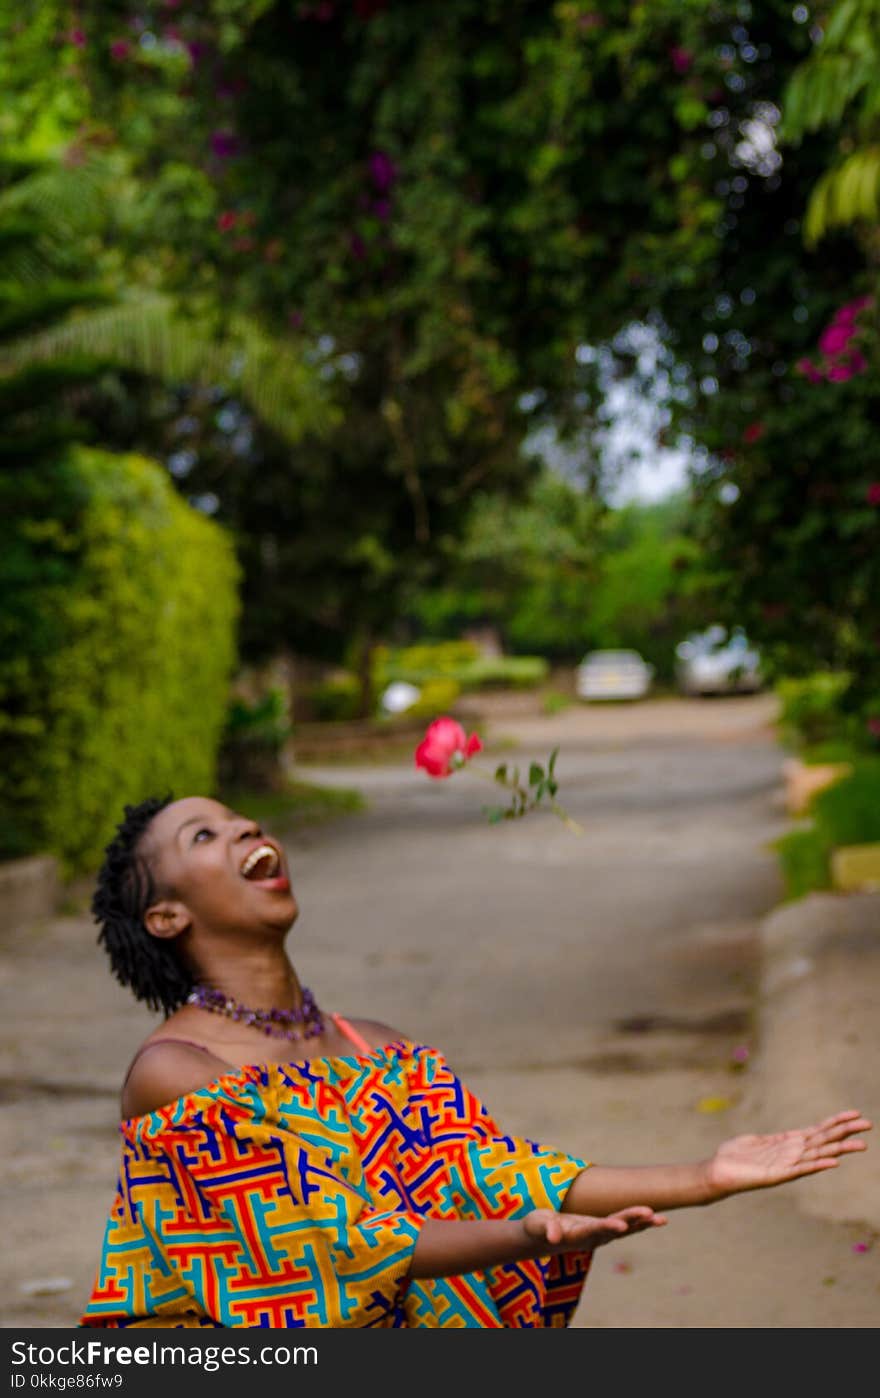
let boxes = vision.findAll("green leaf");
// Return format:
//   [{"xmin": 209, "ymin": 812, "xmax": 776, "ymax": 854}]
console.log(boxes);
[
  {"xmin": 495, "ymin": 763, "xmax": 508, "ymax": 784},
  {"xmin": 548, "ymin": 779, "xmax": 558, "ymax": 797},
  {"xmin": 548, "ymin": 747, "xmax": 558, "ymax": 777},
  {"xmin": 483, "ymin": 805, "xmax": 504, "ymax": 824},
  {"xmin": 528, "ymin": 762, "xmax": 544, "ymax": 786}
]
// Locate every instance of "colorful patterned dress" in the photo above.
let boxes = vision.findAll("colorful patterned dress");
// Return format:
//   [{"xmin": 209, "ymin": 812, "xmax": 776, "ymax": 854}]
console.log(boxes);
[{"xmin": 81, "ymin": 1039, "xmax": 592, "ymax": 1328}]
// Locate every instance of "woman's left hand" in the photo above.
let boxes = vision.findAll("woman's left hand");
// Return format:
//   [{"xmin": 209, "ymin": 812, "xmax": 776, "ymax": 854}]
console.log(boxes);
[{"xmin": 708, "ymin": 1109, "xmax": 872, "ymax": 1196}]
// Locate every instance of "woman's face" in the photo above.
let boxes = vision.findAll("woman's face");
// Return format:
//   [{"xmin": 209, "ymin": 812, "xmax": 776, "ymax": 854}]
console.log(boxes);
[{"xmin": 143, "ymin": 796, "xmax": 298, "ymax": 946}]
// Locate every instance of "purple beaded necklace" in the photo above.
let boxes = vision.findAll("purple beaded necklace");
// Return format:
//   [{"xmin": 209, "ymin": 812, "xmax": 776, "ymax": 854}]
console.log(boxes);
[{"xmin": 186, "ymin": 984, "xmax": 325, "ymax": 1041}]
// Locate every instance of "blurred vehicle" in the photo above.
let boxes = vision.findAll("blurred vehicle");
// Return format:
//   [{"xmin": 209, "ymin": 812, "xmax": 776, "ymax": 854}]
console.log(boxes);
[
  {"xmin": 575, "ymin": 649, "xmax": 654, "ymax": 701},
  {"xmin": 675, "ymin": 625, "xmax": 762, "ymax": 696}
]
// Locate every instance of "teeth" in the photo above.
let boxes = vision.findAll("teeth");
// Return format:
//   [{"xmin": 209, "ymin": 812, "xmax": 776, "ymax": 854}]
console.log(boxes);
[{"xmin": 241, "ymin": 844, "xmax": 280, "ymax": 880}]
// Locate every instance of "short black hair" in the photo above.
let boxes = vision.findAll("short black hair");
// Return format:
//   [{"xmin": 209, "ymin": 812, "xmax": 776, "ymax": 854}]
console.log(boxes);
[{"xmin": 92, "ymin": 794, "xmax": 193, "ymax": 1016}]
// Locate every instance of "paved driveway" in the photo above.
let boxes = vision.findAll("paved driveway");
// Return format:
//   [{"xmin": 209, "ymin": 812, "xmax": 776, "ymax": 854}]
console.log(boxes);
[{"xmin": 2, "ymin": 695, "xmax": 876, "ymax": 1326}]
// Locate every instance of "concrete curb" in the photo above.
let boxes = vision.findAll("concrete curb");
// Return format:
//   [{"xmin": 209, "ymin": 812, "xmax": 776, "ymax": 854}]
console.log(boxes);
[
  {"xmin": 746, "ymin": 890, "xmax": 880, "ymax": 1232},
  {"xmin": 0, "ymin": 854, "xmax": 60, "ymax": 938}
]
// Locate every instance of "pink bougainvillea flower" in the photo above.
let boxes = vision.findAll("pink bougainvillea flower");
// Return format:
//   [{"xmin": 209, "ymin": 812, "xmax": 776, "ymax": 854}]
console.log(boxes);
[
  {"xmin": 210, "ymin": 130, "xmax": 240, "ymax": 160},
  {"xmin": 795, "ymin": 357, "xmax": 824, "ymax": 383},
  {"xmin": 852, "ymin": 1242, "xmax": 871, "ymax": 1254},
  {"xmin": 742, "ymin": 421, "xmax": 765, "ymax": 444},
  {"xmin": 730, "ymin": 1044, "xmax": 750, "ymax": 1065},
  {"xmin": 216, "ymin": 210, "xmax": 238, "ymax": 232},
  {"xmin": 819, "ymin": 323, "xmax": 854, "ymax": 356},
  {"xmin": 369, "ymin": 150, "xmax": 398, "ymax": 192},
  {"xmin": 669, "ymin": 46, "xmax": 694, "ymax": 74},
  {"xmin": 415, "ymin": 717, "xmax": 483, "ymax": 779},
  {"xmin": 836, "ymin": 295, "xmax": 872, "ymax": 322},
  {"xmin": 109, "ymin": 38, "xmax": 130, "ymax": 60},
  {"xmin": 827, "ymin": 362, "xmax": 855, "ymax": 382},
  {"xmin": 68, "ymin": 28, "xmax": 87, "ymax": 47},
  {"xmin": 867, "ymin": 482, "xmax": 880, "ymax": 506}
]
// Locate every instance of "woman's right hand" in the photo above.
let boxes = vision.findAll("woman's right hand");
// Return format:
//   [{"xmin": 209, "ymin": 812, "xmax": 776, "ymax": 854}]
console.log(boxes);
[{"xmin": 521, "ymin": 1204, "xmax": 667, "ymax": 1254}]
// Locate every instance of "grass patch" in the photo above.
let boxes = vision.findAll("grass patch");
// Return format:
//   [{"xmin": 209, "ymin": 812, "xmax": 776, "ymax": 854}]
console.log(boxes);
[
  {"xmin": 294, "ymin": 739, "xmax": 421, "ymax": 767},
  {"xmin": 217, "ymin": 779, "xmax": 365, "ymax": 829},
  {"xmin": 541, "ymin": 690, "xmax": 574, "ymax": 716},
  {"xmin": 773, "ymin": 757, "xmax": 880, "ymax": 899}
]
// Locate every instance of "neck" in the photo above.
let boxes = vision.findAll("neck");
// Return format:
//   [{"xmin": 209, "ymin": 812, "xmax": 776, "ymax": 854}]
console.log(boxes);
[{"xmin": 190, "ymin": 945, "xmax": 306, "ymax": 1011}]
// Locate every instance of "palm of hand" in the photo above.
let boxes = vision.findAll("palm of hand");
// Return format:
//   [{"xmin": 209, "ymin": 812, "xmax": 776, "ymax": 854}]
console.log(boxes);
[{"xmin": 709, "ymin": 1110, "xmax": 870, "ymax": 1194}]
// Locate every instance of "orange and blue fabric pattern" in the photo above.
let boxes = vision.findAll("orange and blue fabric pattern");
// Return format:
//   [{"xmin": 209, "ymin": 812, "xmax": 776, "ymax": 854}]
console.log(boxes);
[{"xmin": 81, "ymin": 1041, "xmax": 592, "ymax": 1328}]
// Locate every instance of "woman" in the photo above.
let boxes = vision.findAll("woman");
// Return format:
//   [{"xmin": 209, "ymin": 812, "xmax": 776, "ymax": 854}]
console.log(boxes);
[{"xmin": 81, "ymin": 795, "xmax": 871, "ymax": 1329}]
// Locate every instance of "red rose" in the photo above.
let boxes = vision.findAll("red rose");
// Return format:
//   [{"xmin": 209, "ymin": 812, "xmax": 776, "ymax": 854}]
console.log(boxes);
[{"xmin": 415, "ymin": 717, "xmax": 483, "ymax": 779}]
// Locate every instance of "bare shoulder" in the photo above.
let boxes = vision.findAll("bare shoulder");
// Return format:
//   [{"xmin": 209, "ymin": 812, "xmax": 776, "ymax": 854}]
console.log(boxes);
[
  {"xmin": 345, "ymin": 1018, "xmax": 412, "ymax": 1049},
  {"xmin": 121, "ymin": 1040, "xmax": 233, "ymax": 1120}
]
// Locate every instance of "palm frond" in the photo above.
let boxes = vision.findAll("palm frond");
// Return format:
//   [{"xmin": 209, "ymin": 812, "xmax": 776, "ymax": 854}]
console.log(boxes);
[
  {"xmin": 804, "ymin": 146, "xmax": 880, "ymax": 244},
  {"xmin": 0, "ymin": 293, "xmax": 336, "ymax": 443}
]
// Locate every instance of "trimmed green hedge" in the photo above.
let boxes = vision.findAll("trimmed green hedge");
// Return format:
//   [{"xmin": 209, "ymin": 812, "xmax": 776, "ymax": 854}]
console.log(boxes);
[
  {"xmin": 774, "ymin": 758, "xmax": 880, "ymax": 900},
  {"xmin": 0, "ymin": 447, "xmax": 239, "ymax": 872},
  {"xmin": 374, "ymin": 641, "xmax": 549, "ymax": 693}
]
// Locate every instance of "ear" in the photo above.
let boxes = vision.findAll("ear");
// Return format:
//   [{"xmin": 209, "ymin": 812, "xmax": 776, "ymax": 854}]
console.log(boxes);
[{"xmin": 144, "ymin": 899, "xmax": 192, "ymax": 942}]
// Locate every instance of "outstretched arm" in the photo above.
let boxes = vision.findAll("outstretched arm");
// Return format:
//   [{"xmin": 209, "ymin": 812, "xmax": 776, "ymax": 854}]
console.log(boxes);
[
  {"xmin": 562, "ymin": 1109, "xmax": 872, "ymax": 1216},
  {"xmin": 408, "ymin": 1205, "xmax": 666, "ymax": 1281}
]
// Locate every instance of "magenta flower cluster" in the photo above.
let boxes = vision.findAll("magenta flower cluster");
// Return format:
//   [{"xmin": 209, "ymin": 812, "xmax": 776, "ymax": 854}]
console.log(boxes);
[{"xmin": 797, "ymin": 297, "xmax": 872, "ymax": 384}]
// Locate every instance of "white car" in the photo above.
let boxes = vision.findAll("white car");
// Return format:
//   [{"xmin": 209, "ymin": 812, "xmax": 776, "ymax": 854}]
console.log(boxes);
[
  {"xmin": 675, "ymin": 625, "xmax": 762, "ymax": 696},
  {"xmin": 575, "ymin": 649, "xmax": 654, "ymax": 701}
]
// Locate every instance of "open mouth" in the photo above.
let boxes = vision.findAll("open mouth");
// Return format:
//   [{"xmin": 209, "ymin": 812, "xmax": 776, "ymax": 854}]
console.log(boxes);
[{"xmin": 240, "ymin": 843, "xmax": 282, "ymax": 881}]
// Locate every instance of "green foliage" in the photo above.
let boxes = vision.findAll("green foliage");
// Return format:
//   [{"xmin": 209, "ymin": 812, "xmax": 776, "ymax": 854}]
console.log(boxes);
[
  {"xmin": 774, "ymin": 758, "xmax": 880, "ymax": 898},
  {"xmin": 0, "ymin": 447, "xmax": 239, "ymax": 872},
  {"xmin": 781, "ymin": 0, "xmax": 880, "ymax": 242},
  {"xmin": 812, "ymin": 758, "xmax": 880, "ymax": 847},
  {"xmin": 403, "ymin": 678, "xmax": 462, "ymax": 718},
  {"xmin": 776, "ymin": 672, "xmax": 855, "ymax": 749},
  {"xmin": 774, "ymin": 825, "xmax": 833, "ymax": 900},
  {"xmin": 410, "ymin": 483, "xmax": 703, "ymax": 678},
  {"xmin": 375, "ymin": 641, "xmax": 481, "ymax": 686},
  {"xmin": 804, "ymin": 147, "xmax": 880, "ymax": 246},
  {"xmin": 304, "ymin": 675, "xmax": 362, "ymax": 723},
  {"xmin": 459, "ymin": 656, "xmax": 549, "ymax": 690},
  {"xmin": 224, "ymin": 689, "xmax": 290, "ymax": 750},
  {"xmin": 542, "ymin": 689, "xmax": 573, "ymax": 715},
  {"xmin": 217, "ymin": 779, "xmax": 365, "ymax": 831},
  {"xmin": 375, "ymin": 640, "xmax": 547, "ymax": 692}
]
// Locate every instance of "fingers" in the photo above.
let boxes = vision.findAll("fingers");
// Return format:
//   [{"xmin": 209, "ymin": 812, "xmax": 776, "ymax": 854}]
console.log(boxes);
[
  {"xmin": 812, "ymin": 1111, "xmax": 873, "ymax": 1134},
  {"xmin": 803, "ymin": 1139, "xmax": 868, "ymax": 1163},
  {"xmin": 804, "ymin": 1117, "xmax": 872, "ymax": 1153},
  {"xmin": 565, "ymin": 1207, "xmax": 668, "ymax": 1247}
]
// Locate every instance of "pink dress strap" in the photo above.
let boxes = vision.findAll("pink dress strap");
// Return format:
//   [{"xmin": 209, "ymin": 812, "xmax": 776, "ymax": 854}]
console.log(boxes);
[{"xmin": 329, "ymin": 1013, "xmax": 375, "ymax": 1055}]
